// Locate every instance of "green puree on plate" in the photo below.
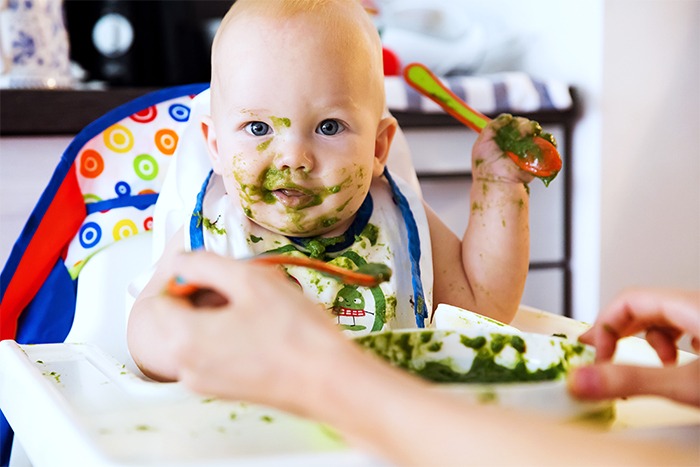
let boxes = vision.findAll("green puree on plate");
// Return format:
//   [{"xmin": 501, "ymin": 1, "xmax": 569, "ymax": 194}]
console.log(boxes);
[{"xmin": 354, "ymin": 329, "xmax": 590, "ymax": 384}]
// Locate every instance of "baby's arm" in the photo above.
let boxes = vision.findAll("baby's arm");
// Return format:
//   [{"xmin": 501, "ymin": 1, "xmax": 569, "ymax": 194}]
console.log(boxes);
[
  {"xmin": 431, "ymin": 115, "xmax": 536, "ymax": 323},
  {"xmin": 127, "ymin": 227, "xmax": 187, "ymax": 381}
]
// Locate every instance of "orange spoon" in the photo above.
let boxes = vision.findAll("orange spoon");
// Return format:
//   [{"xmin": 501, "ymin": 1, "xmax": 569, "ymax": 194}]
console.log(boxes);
[
  {"xmin": 168, "ymin": 254, "xmax": 392, "ymax": 301},
  {"xmin": 403, "ymin": 62, "xmax": 562, "ymax": 185}
]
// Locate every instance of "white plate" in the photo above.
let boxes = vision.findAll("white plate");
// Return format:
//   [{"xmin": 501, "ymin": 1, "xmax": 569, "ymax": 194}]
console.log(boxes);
[{"xmin": 354, "ymin": 304, "xmax": 614, "ymax": 421}]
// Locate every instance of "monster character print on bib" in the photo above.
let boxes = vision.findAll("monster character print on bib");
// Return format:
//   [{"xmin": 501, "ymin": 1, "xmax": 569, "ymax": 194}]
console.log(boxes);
[{"xmin": 262, "ymin": 235, "xmax": 391, "ymax": 334}]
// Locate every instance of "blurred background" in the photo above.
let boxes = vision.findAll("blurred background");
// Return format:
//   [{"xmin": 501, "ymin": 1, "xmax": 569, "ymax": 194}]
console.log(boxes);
[{"xmin": 1, "ymin": 0, "xmax": 698, "ymax": 323}]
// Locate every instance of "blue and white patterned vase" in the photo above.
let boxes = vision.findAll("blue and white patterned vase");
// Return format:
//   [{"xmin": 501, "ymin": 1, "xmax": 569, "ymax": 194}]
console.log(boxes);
[{"xmin": 0, "ymin": 0, "xmax": 74, "ymax": 88}]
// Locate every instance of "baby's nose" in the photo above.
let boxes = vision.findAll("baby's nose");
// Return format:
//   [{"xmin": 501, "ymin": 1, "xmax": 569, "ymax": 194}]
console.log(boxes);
[{"xmin": 274, "ymin": 140, "xmax": 314, "ymax": 172}]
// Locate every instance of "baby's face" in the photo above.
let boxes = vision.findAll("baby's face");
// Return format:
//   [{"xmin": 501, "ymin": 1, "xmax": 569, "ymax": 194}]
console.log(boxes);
[{"xmin": 207, "ymin": 15, "xmax": 385, "ymax": 237}]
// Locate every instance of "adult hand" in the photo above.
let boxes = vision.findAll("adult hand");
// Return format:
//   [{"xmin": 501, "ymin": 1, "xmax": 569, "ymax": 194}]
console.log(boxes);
[
  {"xmin": 568, "ymin": 288, "xmax": 700, "ymax": 406},
  {"xmin": 154, "ymin": 251, "xmax": 352, "ymax": 415}
]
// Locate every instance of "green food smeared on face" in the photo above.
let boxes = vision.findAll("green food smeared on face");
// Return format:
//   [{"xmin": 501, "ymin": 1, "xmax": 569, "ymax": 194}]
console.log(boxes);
[
  {"xmin": 320, "ymin": 217, "xmax": 339, "ymax": 228},
  {"xmin": 249, "ymin": 234, "xmax": 263, "ymax": 243},
  {"xmin": 257, "ymin": 138, "xmax": 272, "ymax": 152},
  {"xmin": 270, "ymin": 116, "xmax": 291, "ymax": 130},
  {"xmin": 336, "ymin": 198, "xmax": 352, "ymax": 213},
  {"xmin": 258, "ymin": 167, "xmax": 347, "ymax": 212}
]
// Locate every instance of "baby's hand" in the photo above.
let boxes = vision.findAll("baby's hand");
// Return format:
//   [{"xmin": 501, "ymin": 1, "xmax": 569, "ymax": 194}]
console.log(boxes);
[{"xmin": 472, "ymin": 114, "xmax": 548, "ymax": 185}]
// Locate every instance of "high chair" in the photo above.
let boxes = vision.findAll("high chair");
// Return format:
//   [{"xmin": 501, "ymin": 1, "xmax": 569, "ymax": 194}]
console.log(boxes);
[
  {"xmin": 3, "ymin": 81, "xmax": 697, "ymax": 467},
  {"xmin": 0, "ymin": 83, "xmax": 423, "ymax": 466}
]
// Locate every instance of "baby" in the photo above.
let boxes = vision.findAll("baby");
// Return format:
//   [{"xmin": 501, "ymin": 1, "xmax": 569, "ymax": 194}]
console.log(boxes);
[{"xmin": 128, "ymin": 0, "xmax": 536, "ymax": 380}]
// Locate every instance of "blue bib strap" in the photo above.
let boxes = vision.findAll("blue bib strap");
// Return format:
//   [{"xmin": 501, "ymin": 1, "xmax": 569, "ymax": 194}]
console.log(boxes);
[
  {"xmin": 190, "ymin": 169, "xmax": 214, "ymax": 250},
  {"xmin": 383, "ymin": 167, "xmax": 428, "ymax": 327}
]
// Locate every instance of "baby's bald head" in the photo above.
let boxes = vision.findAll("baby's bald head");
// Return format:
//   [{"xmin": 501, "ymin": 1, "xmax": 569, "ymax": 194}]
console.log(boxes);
[{"xmin": 210, "ymin": 0, "xmax": 385, "ymax": 120}]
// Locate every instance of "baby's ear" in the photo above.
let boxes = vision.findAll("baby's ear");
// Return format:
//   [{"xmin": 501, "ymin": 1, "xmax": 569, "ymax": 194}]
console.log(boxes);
[
  {"xmin": 201, "ymin": 115, "xmax": 224, "ymax": 175},
  {"xmin": 373, "ymin": 115, "xmax": 397, "ymax": 177}
]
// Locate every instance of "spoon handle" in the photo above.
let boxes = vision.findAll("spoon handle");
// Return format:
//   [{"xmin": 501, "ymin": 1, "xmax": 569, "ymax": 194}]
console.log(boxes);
[
  {"xmin": 252, "ymin": 254, "xmax": 385, "ymax": 288},
  {"xmin": 167, "ymin": 254, "xmax": 388, "ymax": 300},
  {"xmin": 403, "ymin": 62, "xmax": 490, "ymax": 133}
]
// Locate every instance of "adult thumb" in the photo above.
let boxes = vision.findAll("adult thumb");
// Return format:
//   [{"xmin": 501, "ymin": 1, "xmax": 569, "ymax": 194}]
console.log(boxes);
[{"xmin": 568, "ymin": 361, "xmax": 700, "ymax": 407}]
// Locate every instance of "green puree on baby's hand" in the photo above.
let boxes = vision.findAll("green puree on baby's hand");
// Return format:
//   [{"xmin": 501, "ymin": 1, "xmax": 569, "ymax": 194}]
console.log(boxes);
[{"xmin": 493, "ymin": 115, "xmax": 560, "ymax": 187}]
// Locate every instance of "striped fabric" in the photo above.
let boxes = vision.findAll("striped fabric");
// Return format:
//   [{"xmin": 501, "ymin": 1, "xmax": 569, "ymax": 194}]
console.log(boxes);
[{"xmin": 385, "ymin": 72, "xmax": 573, "ymax": 115}]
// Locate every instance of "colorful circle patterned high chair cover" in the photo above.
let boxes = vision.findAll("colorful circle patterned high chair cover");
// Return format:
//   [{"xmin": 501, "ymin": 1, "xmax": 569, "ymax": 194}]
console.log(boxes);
[{"xmin": 0, "ymin": 83, "xmax": 209, "ymax": 463}]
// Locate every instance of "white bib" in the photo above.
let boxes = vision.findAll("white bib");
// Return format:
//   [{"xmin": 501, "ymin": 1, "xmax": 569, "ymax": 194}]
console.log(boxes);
[{"xmin": 185, "ymin": 171, "xmax": 433, "ymax": 335}]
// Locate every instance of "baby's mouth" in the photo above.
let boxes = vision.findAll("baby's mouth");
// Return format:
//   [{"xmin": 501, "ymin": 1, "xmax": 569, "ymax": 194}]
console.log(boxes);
[{"xmin": 272, "ymin": 188, "xmax": 316, "ymax": 208}]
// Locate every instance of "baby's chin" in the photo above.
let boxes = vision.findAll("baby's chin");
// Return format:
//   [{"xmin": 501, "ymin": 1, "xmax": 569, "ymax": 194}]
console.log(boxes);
[{"xmin": 249, "ymin": 213, "xmax": 354, "ymax": 239}]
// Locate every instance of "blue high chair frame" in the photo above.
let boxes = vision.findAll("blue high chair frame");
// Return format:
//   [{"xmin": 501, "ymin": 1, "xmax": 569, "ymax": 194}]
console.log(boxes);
[{"xmin": 0, "ymin": 83, "xmax": 209, "ymax": 465}]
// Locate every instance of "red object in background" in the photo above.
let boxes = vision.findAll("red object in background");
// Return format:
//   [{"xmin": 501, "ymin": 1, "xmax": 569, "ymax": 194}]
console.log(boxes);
[{"xmin": 382, "ymin": 47, "xmax": 401, "ymax": 76}]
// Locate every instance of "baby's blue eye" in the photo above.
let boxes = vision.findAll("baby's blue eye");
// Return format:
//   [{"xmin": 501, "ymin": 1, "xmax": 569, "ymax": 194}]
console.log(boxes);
[
  {"xmin": 317, "ymin": 119, "xmax": 344, "ymax": 136},
  {"xmin": 246, "ymin": 122, "xmax": 270, "ymax": 136}
]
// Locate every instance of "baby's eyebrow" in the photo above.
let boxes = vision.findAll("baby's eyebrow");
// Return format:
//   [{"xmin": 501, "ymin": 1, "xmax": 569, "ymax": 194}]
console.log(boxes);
[{"xmin": 237, "ymin": 108, "xmax": 268, "ymax": 118}]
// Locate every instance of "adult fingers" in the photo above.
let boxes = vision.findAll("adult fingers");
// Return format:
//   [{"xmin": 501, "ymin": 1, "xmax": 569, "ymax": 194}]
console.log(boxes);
[
  {"xmin": 645, "ymin": 327, "xmax": 679, "ymax": 365},
  {"xmin": 599, "ymin": 289, "xmax": 700, "ymax": 341},
  {"xmin": 568, "ymin": 360, "xmax": 700, "ymax": 407},
  {"xmin": 577, "ymin": 324, "xmax": 619, "ymax": 362}
]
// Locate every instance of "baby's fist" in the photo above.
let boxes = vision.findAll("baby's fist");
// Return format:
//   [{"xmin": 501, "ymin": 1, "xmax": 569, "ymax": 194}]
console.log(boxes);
[{"xmin": 472, "ymin": 114, "xmax": 555, "ymax": 185}]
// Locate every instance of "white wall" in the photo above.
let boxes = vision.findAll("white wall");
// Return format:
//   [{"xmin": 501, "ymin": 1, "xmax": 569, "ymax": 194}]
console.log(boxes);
[
  {"xmin": 3, "ymin": 2, "xmax": 696, "ymax": 324},
  {"xmin": 382, "ymin": 0, "xmax": 699, "ymax": 322},
  {"xmin": 381, "ymin": 0, "xmax": 605, "ymax": 321},
  {"xmin": 600, "ymin": 0, "xmax": 700, "ymax": 306}
]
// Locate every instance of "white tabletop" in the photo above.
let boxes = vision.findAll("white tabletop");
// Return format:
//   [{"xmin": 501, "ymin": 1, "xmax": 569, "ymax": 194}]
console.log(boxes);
[{"xmin": 1, "ymin": 306, "xmax": 698, "ymax": 467}]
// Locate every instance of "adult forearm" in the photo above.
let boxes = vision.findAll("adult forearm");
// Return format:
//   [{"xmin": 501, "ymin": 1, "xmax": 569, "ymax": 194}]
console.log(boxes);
[{"xmin": 313, "ymin": 350, "xmax": 699, "ymax": 467}]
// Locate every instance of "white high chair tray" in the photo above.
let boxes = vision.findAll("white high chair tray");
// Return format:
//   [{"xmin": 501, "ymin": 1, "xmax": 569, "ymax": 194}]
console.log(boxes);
[
  {"xmin": 0, "ymin": 340, "xmax": 388, "ymax": 467},
  {"xmin": 1, "ymin": 307, "xmax": 699, "ymax": 467}
]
